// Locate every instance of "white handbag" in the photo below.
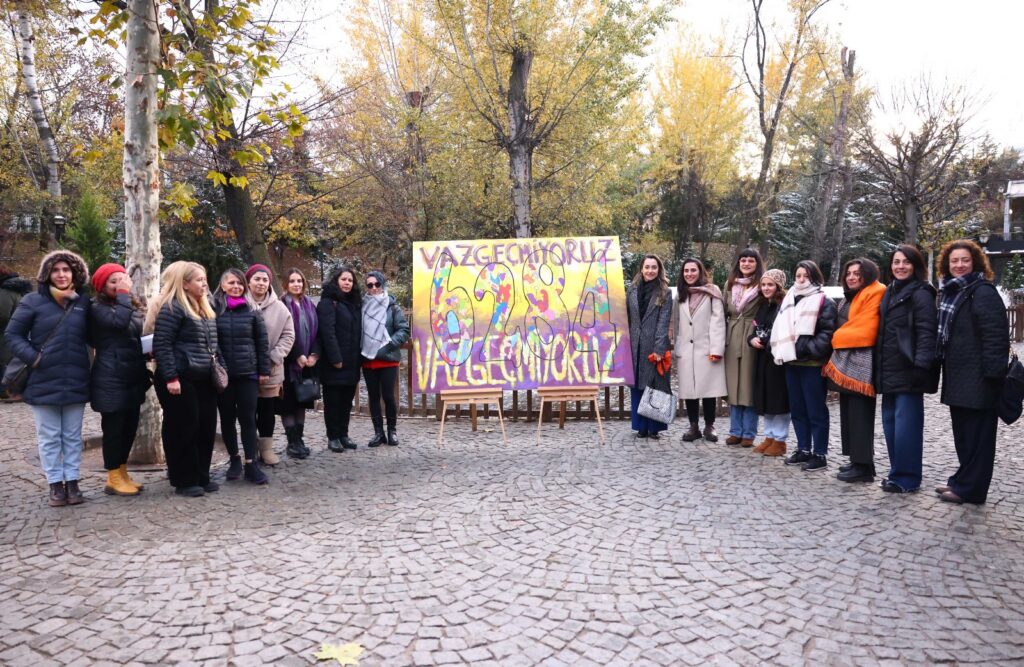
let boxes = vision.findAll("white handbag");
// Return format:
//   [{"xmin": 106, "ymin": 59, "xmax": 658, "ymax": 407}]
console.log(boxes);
[{"xmin": 637, "ymin": 382, "xmax": 677, "ymax": 424}]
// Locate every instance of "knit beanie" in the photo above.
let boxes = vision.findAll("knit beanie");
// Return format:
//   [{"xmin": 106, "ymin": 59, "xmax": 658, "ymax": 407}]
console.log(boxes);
[
  {"xmin": 91, "ymin": 263, "xmax": 126, "ymax": 294},
  {"xmin": 763, "ymin": 268, "xmax": 787, "ymax": 290},
  {"xmin": 245, "ymin": 263, "xmax": 272, "ymax": 282}
]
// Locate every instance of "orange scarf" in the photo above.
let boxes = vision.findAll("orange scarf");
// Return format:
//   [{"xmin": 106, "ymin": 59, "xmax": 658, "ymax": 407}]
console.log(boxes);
[{"xmin": 831, "ymin": 281, "xmax": 885, "ymax": 349}]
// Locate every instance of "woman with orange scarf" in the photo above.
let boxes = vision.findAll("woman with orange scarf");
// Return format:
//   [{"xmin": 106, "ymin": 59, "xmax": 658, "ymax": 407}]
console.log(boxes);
[{"xmin": 823, "ymin": 259, "xmax": 885, "ymax": 483}]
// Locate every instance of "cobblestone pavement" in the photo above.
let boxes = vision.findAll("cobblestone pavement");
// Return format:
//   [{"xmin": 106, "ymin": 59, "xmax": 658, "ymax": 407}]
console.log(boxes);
[{"xmin": 1, "ymin": 393, "xmax": 1023, "ymax": 666}]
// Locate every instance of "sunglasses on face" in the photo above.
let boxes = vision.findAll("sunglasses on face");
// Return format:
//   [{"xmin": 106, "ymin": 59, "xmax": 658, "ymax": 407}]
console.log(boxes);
[{"xmin": 366, "ymin": 281, "xmax": 380, "ymax": 288}]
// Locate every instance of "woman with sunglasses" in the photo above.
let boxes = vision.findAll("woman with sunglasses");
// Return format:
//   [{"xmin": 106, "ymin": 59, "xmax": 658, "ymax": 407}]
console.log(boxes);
[{"xmin": 361, "ymin": 271, "xmax": 409, "ymax": 447}]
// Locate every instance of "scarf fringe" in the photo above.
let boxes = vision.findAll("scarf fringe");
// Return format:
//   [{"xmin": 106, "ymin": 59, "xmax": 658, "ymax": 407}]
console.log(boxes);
[{"xmin": 822, "ymin": 360, "xmax": 876, "ymax": 397}]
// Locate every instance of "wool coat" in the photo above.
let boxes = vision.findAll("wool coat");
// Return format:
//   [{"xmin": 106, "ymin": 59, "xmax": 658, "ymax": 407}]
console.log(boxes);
[
  {"xmin": 89, "ymin": 293, "xmax": 150, "ymax": 413},
  {"xmin": 748, "ymin": 300, "xmax": 789, "ymax": 415},
  {"xmin": 253, "ymin": 289, "xmax": 295, "ymax": 397},
  {"xmin": 874, "ymin": 279, "xmax": 938, "ymax": 395},
  {"xmin": 627, "ymin": 282, "xmax": 673, "ymax": 392},
  {"xmin": 724, "ymin": 291, "xmax": 761, "ymax": 406},
  {"xmin": 940, "ymin": 281, "xmax": 1008, "ymax": 410},
  {"xmin": 671, "ymin": 287, "xmax": 727, "ymax": 400},
  {"xmin": 317, "ymin": 283, "xmax": 363, "ymax": 386}
]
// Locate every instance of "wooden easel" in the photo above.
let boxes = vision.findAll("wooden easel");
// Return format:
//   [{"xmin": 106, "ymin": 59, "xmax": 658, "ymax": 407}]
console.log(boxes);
[
  {"xmin": 535, "ymin": 385, "xmax": 605, "ymax": 446},
  {"xmin": 437, "ymin": 388, "xmax": 508, "ymax": 448}
]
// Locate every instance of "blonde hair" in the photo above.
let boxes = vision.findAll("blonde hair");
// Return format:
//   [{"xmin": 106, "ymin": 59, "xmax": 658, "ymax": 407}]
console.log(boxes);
[{"xmin": 144, "ymin": 261, "xmax": 215, "ymax": 333}]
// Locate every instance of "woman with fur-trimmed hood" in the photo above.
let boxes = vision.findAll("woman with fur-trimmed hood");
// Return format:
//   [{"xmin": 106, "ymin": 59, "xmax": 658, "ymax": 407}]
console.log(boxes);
[{"xmin": 4, "ymin": 250, "xmax": 92, "ymax": 507}]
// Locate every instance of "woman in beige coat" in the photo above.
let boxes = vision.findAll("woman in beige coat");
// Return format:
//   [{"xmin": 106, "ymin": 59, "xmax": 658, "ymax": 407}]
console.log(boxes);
[
  {"xmin": 724, "ymin": 248, "xmax": 764, "ymax": 447},
  {"xmin": 672, "ymin": 258, "xmax": 727, "ymax": 442},
  {"xmin": 247, "ymin": 264, "xmax": 295, "ymax": 466}
]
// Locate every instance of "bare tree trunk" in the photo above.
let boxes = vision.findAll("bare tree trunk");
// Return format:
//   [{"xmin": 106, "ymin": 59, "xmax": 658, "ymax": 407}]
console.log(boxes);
[
  {"xmin": 905, "ymin": 199, "xmax": 919, "ymax": 246},
  {"xmin": 828, "ymin": 160, "xmax": 854, "ymax": 284},
  {"xmin": 507, "ymin": 46, "xmax": 535, "ymax": 239},
  {"xmin": 811, "ymin": 48, "xmax": 856, "ymax": 267},
  {"xmin": 14, "ymin": 10, "xmax": 60, "ymax": 250},
  {"xmin": 124, "ymin": 0, "xmax": 164, "ymax": 465},
  {"xmin": 218, "ymin": 137, "xmax": 272, "ymax": 268}
]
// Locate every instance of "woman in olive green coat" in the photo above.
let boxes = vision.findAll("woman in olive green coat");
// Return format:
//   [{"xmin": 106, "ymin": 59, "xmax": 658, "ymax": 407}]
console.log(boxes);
[{"xmin": 724, "ymin": 249, "xmax": 764, "ymax": 446}]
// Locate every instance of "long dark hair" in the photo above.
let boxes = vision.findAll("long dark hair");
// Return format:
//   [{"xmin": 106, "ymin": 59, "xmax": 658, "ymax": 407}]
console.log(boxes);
[
  {"xmin": 888, "ymin": 244, "xmax": 928, "ymax": 283},
  {"xmin": 840, "ymin": 257, "xmax": 880, "ymax": 297},
  {"xmin": 726, "ymin": 248, "xmax": 765, "ymax": 291},
  {"xmin": 631, "ymin": 253, "xmax": 669, "ymax": 306},
  {"xmin": 675, "ymin": 257, "xmax": 709, "ymax": 300},
  {"xmin": 795, "ymin": 260, "xmax": 824, "ymax": 286},
  {"xmin": 324, "ymin": 265, "xmax": 362, "ymax": 302}
]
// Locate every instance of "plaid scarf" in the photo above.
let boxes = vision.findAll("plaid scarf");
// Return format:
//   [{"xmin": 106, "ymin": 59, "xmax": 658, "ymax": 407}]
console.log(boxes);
[
  {"xmin": 770, "ymin": 282, "xmax": 823, "ymax": 364},
  {"xmin": 937, "ymin": 272, "xmax": 982, "ymax": 358}
]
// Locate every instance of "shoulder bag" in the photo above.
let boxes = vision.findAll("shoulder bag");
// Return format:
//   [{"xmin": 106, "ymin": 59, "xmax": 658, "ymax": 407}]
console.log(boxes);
[{"xmin": 1, "ymin": 305, "xmax": 74, "ymax": 397}]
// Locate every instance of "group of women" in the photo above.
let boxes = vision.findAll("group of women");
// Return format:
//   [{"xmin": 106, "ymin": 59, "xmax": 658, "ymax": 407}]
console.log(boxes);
[
  {"xmin": 627, "ymin": 240, "xmax": 1011, "ymax": 505},
  {"xmin": 4, "ymin": 252, "xmax": 408, "ymax": 505}
]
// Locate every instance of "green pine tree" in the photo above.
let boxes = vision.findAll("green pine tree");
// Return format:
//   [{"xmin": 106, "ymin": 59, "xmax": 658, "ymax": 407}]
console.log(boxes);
[
  {"xmin": 1001, "ymin": 254, "xmax": 1024, "ymax": 291},
  {"xmin": 67, "ymin": 192, "xmax": 114, "ymax": 278}
]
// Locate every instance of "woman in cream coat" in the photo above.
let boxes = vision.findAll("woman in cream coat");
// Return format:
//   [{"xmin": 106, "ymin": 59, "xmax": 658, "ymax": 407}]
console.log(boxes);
[{"xmin": 672, "ymin": 258, "xmax": 727, "ymax": 442}]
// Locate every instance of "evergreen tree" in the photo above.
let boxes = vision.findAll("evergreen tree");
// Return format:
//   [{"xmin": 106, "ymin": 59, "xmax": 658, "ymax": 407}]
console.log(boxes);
[
  {"xmin": 1001, "ymin": 254, "xmax": 1024, "ymax": 291},
  {"xmin": 67, "ymin": 192, "xmax": 114, "ymax": 275}
]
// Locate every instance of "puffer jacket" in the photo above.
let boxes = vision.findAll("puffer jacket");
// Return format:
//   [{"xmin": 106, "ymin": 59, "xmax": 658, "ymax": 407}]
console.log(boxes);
[
  {"xmin": 153, "ymin": 298, "xmax": 220, "ymax": 383},
  {"xmin": 940, "ymin": 281, "xmax": 1009, "ymax": 410},
  {"xmin": 318, "ymin": 282, "xmax": 362, "ymax": 386},
  {"xmin": 875, "ymin": 279, "xmax": 938, "ymax": 394},
  {"xmin": 4, "ymin": 283, "xmax": 91, "ymax": 405},
  {"xmin": 215, "ymin": 299, "xmax": 271, "ymax": 378},
  {"xmin": 791, "ymin": 294, "xmax": 838, "ymax": 364},
  {"xmin": 0, "ymin": 273, "xmax": 32, "ymax": 368},
  {"xmin": 364, "ymin": 296, "xmax": 410, "ymax": 363},
  {"xmin": 89, "ymin": 293, "xmax": 150, "ymax": 413}
]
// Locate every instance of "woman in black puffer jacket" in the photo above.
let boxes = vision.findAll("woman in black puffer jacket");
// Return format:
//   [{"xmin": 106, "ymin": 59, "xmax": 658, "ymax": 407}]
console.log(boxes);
[
  {"xmin": 89, "ymin": 263, "xmax": 151, "ymax": 497},
  {"xmin": 317, "ymin": 266, "xmax": 362, "ymax": 452},
  {"xmin": 934, "ymin": 240, "xmax": 1009, "ymax": 505},
  {"xmin": 148, "ymin": 261, "xmax": 220, "ymax": 498},
  {"xmin": 4, "ymin": 251, "xmax": 91, "ymax": 507},
  {"xmin": 874, "ymin": 245, "xmax": 937, "ymax": 494},
  {"xmin": 212, "ymin": 268, "xmax": 271, "ymax": 485}
]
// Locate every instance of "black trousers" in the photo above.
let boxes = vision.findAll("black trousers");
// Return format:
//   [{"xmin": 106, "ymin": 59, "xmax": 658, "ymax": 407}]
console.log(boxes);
[
  {"xmin": 100, "ymin": 406, "xmax": 141, "ymax": 470},
  {"xmin": 218, "ymin": 378, "xmax": 259, "ymax": 460},
  {"xmin": 949, "ymin": 406, "xmax": 998, "ymax": 504},
  {"xmin": 323, "ymin": 384, "xmax": 357, "ymax": 439},
  {"xmin": 685, "ymin": 398, "xmax": 717, "ymax": 426},
  {"xmin": 365, "ymin": 366, "xmax": 399, "ymax": 430},
  {"xmin": 256, "ymin": 396, "xmax": 276, "ymax": 438},
  {"xmin": 839, "ymin": 392, "xmax": 876, "ymax": 472},
  {"xmin": 155, "ymin": 378, "xmax": 217, "ymax": 489}
]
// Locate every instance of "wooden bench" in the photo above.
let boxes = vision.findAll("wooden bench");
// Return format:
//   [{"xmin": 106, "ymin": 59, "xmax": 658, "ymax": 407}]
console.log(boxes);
[
  {"xmin": 436, "ymin": 388, "xmax": 508, "ymax": 448},
  {"xmin": 535, "ymin": 385, "xmax": 605, "ymax": 445}
]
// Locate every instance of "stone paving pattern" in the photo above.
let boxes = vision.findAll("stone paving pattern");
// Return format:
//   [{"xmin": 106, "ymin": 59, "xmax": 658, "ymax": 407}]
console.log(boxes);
[{"xmin": 1, "ymin": 393, "xmax": 1023, "ymax": 666}]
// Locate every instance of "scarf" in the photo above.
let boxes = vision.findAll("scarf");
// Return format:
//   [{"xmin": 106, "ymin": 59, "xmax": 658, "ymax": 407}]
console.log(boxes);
[
  {"xmin": 822, "ymin": 281, "xmax": 885, "ymax": 396},
  {"xmin": 284, "ymin": 293, "xmax": 318, "ymax": 375},
  {"xmin": 226, "ymin": 295, "xmax": 247, "ymax": 310},
  {"xmin": 49, "ymin": 285, "xmax": 76, "ymax": 308},
  {"xmin": 638, "ymin": 278, "xmax": 659, "ymax": 319},
  {"xmin": 731, "ymin": 276, "xmax": 759, "ymax": 312},
  {"xmin": 937, "ymin": 272, "xmax": 983, "ymax": 357},
  {"xmin": 770, "ymin": 282, "xmax": 823, "ymax": 365},
  {"xmin": 686, "ymin": 283, "xmax": 721, "ymax": 315},
  {"xmin": 361, "ymin": 291, "xmax": 392, "ymax": 360}
]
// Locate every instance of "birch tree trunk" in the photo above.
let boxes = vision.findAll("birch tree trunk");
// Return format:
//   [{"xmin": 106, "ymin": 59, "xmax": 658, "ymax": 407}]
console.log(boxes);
[
  {"xmin": 810, "ymin": 48, "xmax": 856, "ymax": 267},
  {"xmin": 14, "ymin": 10, "xmax": 61, "ymax": 249},
  {"xmin": 124, "ymin": 0, "xmax": 164, "ymax": 465},
  {"xmin": 507, "ymin": 47, "xmax": 535, "ymax": 239}
]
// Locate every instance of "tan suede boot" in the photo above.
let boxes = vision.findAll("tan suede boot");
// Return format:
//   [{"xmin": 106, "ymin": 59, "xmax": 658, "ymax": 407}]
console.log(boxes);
[
  {"xmin": 104, "ymin": 469, "xmax": 140, "ymax": 496},
  {"xmin": 752, "ymin": 438, "xmax": 774, "ymax": 453},
  {"xmin": 258, "ymin": 437, "xmax": 280, "ymax": 466},
  {"xmin": 119, "ymin": 464, "xmax": 143, "ymax": 491},
  {"xmin": 762, "ymin": 439, "xmax": 787, "ymax": 457}
]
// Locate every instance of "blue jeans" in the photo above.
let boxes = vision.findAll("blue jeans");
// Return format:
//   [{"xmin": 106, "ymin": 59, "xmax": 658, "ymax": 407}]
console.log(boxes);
[
  {"xmin": 31, "ymin": 403, "xmax": 86, "ymax": 484},
  {"xmin": 882, "ymin": 392, "xmax": 924, "ymax": 491},
  {"xmin": 785, "ymin": 365, "xmax": 829, "ymax": 455},
  {"xmin": 763, "ymin": 413, "xmax": 790, "ymax": 441},
  {"xmin": 728, "ymin": 404, "xmax": 759, "ymax": 440},
  {"xmin": 630, "ymin": 385, "xmax": 669, "ymax": 434}
]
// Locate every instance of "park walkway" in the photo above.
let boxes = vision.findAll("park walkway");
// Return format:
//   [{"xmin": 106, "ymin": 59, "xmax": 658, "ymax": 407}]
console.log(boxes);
[{"xmin": 1, "ymin": 394, "xmax": 1023, "ymax": 666}]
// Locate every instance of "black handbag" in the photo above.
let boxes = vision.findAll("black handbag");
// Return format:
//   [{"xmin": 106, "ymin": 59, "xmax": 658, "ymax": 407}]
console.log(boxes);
[
  {"xmin": 1, "ymin": 306, "xmax": 74, "ymax": 397},
  {"xmin": 294, "ymin": 375, "xmax": 321, "ymax": 403},
  {"xmin": 998, "ymin": 353, "xmax": 1024, "ymax": 425}
]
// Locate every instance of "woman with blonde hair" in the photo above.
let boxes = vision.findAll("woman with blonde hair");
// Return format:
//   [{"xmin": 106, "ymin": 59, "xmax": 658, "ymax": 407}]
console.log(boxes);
[{"xmin": 148, "ymin": 261, "xmax": 221, "ymax": 497}]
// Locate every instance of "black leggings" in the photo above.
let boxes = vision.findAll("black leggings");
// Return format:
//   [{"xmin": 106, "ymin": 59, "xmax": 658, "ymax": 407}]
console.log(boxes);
[
  {"xmin": 364, "ymin": 366, "xmax": 399, "ymax": 429},
  {"xmin": 685, "ymin": 398, "xmax": 717, "ymax": 426},
  {"xmin": 218, "ymin": 379, "xmax": 259, "ymax": 460},
  {"xmin": 256, "ymin": 397, "xmax": 276, "ymax": 438},
  {"xmin": 100, "ymin": 406, "xmax": 141, "ymax": 470},
  {"xmin": 323, "ymin": 384, "xmax": 357, "ymax": 439},
  {"xmin": 155, "ymin": 378, "xmax": 217, "ymax": 489}
]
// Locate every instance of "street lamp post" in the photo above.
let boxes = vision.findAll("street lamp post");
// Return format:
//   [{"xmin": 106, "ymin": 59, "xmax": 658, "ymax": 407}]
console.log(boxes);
[{"xmin": 52, "ymin": 214, "xmax": 66, "ymax": 243}]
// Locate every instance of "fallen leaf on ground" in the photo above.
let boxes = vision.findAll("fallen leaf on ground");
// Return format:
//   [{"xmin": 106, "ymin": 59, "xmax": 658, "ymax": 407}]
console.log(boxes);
[{"xmin": 314, "ymin": 642, "xmax": 364, "ymax": 665}]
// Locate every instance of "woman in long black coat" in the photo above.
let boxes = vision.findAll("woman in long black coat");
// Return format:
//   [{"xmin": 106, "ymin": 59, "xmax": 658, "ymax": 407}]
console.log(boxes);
[
  {"xmin": 89, "ymin": 263, "xmax": 151, "ymax": 497},
  {"xmin": 935, "ymin": 239, "xmax": 1009, "ymax": 505},
  {"xmin": 318, "ymin": 266, "xmax": 363, "ymax": 452},
  {"xmin": 748, "ymin": 269, "xmax": 790, "ymax": 457},
  {"xmin": 626, "ymin": 254, "xmax": 674, "ymax": 439}
]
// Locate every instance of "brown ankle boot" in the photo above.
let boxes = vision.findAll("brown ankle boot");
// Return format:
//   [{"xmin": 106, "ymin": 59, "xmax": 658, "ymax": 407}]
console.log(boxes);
[
  {"xmin": 681, "ymin": 423, "xmax": 701, "ymax": 442},
  {"xmin": 752, "ymin": 438, "xmax": 774, "ymax": 453},
  {"xmin": 740, "ymin": 438, "xmax": 755, "ymax": 448},
  {"xmin": 762, "ymin": 439, "xmax": 787, "ymax": 457}
]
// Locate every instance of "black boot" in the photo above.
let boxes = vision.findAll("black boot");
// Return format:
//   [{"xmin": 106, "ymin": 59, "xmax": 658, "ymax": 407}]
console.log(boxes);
[
  {"xmin": 327, "ymin": 439, "xmax": 344, "ymax": 453},
  {"xmin": 285, "ymin": 426, "xmax": 307, "ymax": 459},
  {"xmin": 244, "ymin": 461, "xmax": 269, "ymax": 485},
  {"xmin": 65, "ymin": 480, "xmax": 84, "ymax": 505},
  {"xmin": 48, "ymin": 482, "xmax": 67, "ymax": 507},
  {"xmin": 297, "ymin": 422, "xmax": 310, "ymax": 456},
  {"xmin": 226, "ymin": 455, "xmax": 243, "ymax": 480},
  {"xmin": 368, "ymin": 429, "xmax": 386, "ymax": 448},
  {"xmin": 340, "ymin": 436, "xmax": 357, "ymax": 450},
  {"xmin": 387, "ymin": 428, "xmax": 399, "ymax": 446}
]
